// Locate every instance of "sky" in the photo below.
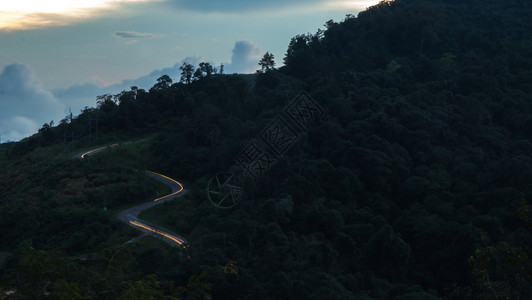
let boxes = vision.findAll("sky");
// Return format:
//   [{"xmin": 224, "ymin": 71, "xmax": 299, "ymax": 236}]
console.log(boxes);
[{"xmin": 0, "ymin": 0, "xmax": 380, "ymax": 142}]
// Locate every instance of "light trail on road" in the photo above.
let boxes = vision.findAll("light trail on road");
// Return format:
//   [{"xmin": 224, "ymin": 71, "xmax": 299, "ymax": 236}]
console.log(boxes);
[
  {"xmin": 129, "ymin": 220, "xmax": 185, "ymax": 245},
  {"xmin": 80, "ymin": 143, "xmax": 119, "ymax": 158},
  {"xmin": 76, "ymin": 142, "xmax": 187, "ymax": 247},
  {"xmin": 145, "ymin": 170, "xmax": 184, "ymax": 201}
]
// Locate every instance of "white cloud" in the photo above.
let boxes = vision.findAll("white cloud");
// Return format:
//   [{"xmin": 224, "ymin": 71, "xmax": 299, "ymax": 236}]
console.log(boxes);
[
  {"xmin": 224, "ymin": 40, "xmax": 263, "ymax": 74},
  {"xmin": 0, "ymin": 116, "xmax": 39, "ymax": 143},
  {"xmin": 0, "ymin": 63, "xmax": 66, "ymax": 141}
]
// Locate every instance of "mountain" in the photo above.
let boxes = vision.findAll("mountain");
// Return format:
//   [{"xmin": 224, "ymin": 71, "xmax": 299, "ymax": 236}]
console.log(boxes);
[{"xmin": 1, "ymin": 0, "xmax": 531, "ymax": 298}]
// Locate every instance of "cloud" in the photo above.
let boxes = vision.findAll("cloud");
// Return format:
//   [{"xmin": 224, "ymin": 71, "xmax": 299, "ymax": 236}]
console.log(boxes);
[
  {"xmin": 107, "ymin": 56, "xmax": 207, "ymax": 89},
  {"xmin": 166, "ymin": 0, "xmax": 324, "ymax": 12},
  {"xmin": 53, "ymin": 63, "xmax": 184, "ymax": 113},
  {"xmin": 0, "ymin": 116, "xmax": 39, "ymax": 143},
  {"xmin": 0, "ymin": 63, "xmax": 66, "ymax": 141},
  {"xmin": 113, "ymin": 31, "xmax": 164, "ymax": 40},
  {"xmin": 0, "ymin": 0, "xmax": 160, "ymax": 31},
  {"xmin": 51, "ymin": 42, "xmax": 263, "ymax": 117},
  {"xmin": 224, "ymin": 40, "xmax": 263, "ymax": 74},
  {"xmin": 327, "ymin": 0, "xmax": 383, "ymax": 10},
  {"xmin": 53, "ymin": 83, "xmax": 104, "ymax": 115}
]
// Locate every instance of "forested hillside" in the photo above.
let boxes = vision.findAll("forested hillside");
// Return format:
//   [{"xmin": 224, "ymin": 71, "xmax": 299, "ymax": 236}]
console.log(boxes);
[{"xmin": 1, "ymin": 0, "xmax": 531, "ymax": 298}]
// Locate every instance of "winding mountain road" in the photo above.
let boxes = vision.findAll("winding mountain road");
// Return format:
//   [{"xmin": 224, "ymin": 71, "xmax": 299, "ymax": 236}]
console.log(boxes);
[{"xmin": 75, "ymin": 142, "xmax": 188, "ymax": 247}]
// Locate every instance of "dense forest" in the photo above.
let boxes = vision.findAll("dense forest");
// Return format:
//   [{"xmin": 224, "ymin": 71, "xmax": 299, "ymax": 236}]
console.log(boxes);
[{"xmin": 1, "ymin": 0, "xmax": 532, "ymax": 298}]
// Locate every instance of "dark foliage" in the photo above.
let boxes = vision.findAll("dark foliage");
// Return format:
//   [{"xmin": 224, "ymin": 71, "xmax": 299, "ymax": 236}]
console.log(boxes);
[{"xmin": 1, "ymin": 0, "xmax": 531, "ymax": 298}]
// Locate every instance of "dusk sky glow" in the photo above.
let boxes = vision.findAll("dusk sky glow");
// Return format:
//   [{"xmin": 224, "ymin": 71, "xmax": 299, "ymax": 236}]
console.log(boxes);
[{"xmin": 0, "ymin": 0, "xmax": 380, "ymax": 142}]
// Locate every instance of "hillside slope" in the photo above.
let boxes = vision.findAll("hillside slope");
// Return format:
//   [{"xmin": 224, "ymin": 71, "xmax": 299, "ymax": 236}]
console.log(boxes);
[{"xmin": 1, "ymin": 0, "xmax": 531, "ymax": 298}]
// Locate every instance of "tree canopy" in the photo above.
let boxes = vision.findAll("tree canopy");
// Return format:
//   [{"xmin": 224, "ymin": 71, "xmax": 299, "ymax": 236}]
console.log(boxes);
[{"xmin": 1, "ymin": 0, "xmax": 532, "ymax": 298}]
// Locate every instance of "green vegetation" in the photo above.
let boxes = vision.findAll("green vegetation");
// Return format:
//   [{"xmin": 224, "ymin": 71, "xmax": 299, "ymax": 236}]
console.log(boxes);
[{"xmin": 1, "ymin": 0, "xmax": 532, "ymax": 298}]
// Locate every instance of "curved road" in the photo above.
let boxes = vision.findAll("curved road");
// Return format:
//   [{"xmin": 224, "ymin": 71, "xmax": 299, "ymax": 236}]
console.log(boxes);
[{"xmin": 75, "ymin": 143, "xmax": 188, "ymax": 247}]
